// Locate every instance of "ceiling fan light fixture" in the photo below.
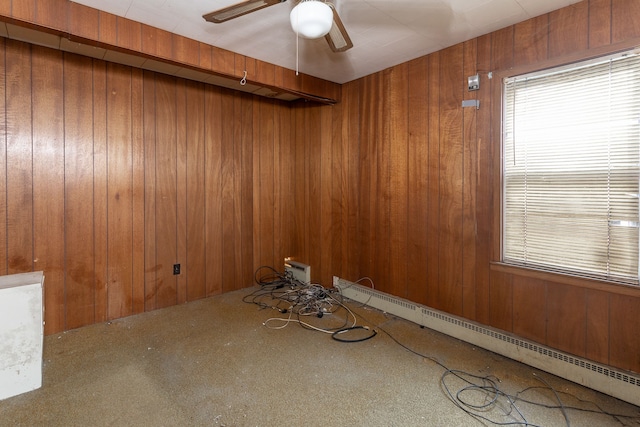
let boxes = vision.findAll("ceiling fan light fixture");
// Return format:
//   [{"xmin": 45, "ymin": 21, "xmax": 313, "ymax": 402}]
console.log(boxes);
[{"xmin": 290, "ymin": 0, "xmax": 333, "ymax": 39}]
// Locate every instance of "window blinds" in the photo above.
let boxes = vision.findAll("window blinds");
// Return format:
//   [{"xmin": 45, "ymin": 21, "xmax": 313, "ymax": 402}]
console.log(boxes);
[{"xmin": 503, "ymin": 53, "xmax": 640, "ymax": 283}]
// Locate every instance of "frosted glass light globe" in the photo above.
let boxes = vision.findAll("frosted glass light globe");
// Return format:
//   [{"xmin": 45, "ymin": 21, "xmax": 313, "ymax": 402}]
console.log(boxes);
[{"xmin": 290, "ymin": 1, "xmax": 333, "ymax": 39}]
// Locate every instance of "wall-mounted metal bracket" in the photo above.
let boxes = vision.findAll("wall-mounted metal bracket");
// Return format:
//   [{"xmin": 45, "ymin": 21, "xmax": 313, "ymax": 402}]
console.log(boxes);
[{"xmin": 462, "ymin": 99, "xmax": 480, "ymax": 110}]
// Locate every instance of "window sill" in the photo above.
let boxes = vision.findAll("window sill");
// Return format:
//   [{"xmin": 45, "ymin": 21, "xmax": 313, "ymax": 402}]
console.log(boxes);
[{"xmin": 490, "ymin": 262, "xmax": 640, "ymax": 296}]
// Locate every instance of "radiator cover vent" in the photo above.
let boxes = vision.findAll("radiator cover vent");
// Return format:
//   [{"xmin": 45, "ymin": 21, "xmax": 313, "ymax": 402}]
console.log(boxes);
[{"xmin": 333, "ymin": 276, "xmax": 640, "ymax": 407}]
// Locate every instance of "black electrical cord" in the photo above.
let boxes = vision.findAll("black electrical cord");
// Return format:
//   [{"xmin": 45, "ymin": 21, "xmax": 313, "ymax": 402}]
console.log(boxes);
[
  {"xmin": 245, "ymin": 271, "xmax": 640, "ymax": 425},
  {"xmin": 337, "ymin": 291, "xmax": 640, "ymax": 427},
  {"xmin": 245, "ymin": 266, "xmax": 355, "ymax": 333},
  {"xmin": 331, "ymin": 326, "xmax": 377, "ymax": 343}
]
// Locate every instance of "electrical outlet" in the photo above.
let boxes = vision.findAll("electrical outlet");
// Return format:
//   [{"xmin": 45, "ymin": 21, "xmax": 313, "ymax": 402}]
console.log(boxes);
[{"xmin": 173, "ymin": 264, "xmax": 180, "ymax": 275}]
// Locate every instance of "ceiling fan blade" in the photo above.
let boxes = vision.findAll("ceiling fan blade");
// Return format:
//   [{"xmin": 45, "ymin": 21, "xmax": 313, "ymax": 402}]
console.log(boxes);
[
  {"xmin": 203, "ymin": 0, "xmax": 286, "ymax": 23},
  {"xmin": 324, "ymin": 3, "xmax": 353, "ymax": 52}
]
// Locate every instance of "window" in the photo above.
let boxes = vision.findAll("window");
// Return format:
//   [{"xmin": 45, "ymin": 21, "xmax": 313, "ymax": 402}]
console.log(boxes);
[{"xmin": 503, "ymin": 52, "xmax": 640, "ymax": 284}]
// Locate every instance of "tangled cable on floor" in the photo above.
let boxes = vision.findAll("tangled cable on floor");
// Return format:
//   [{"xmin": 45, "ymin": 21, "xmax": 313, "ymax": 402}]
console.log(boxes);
[
  {"xmin": 245, "ymin": 267, "xmax": 640, "ymax": 426},
  {"xmin": 243, "ymin": 266, "xmax": 376, "ymax": 341},
  {"xmin": 356, "ymin": 309, "xmax": 640, "ymax": 427}
]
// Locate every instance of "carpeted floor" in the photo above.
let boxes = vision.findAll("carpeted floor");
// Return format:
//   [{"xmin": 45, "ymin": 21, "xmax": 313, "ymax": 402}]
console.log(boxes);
[{"xmin": 1, "ymin": 286, "xmax": 639, "ymax": 427}]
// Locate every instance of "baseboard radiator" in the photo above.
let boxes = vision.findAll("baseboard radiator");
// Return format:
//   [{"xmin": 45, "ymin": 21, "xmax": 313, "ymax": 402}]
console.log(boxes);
[{"xmin": 333, "ymin": 276, "xmax": 640, "ymax": 407}]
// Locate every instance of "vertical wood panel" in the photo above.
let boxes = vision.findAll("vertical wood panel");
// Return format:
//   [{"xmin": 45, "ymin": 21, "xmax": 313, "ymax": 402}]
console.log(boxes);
[
  {"xmin": 32, "ymin": 46, "xmax": 64, "ymax": 334},
  {"xmin": 287, "ymin": 107, "xmax": 306, "ymax": 261},
  {"xmin": 294, "ymin": 106, "xmax": 310, "ymax": 267},
  {"xmin": 462, "ymin": 40, "xmax": 477, "ymax": 320},
  {"xmin": 549, "ymin": 2, "xmax": 589, "ymax": 58},
  {"xmin": 333, "ymin": 86, "xmax": 352, "ymax": 280},
  {"xmin": 547, "ymin": 284, "xmax": 586, "ymax": 356},
  {"xmin": 221, "ymin": 90, "xmax": 237, "ymax": 291},
  {"xmin": 0, "ymin": 39, "xmax": 7, "ymax": 276},
  {"xmin": 0, "ymin": 0, "xmax": 9, "ymax": 16},
  {"xmin": 259, "ymin": 100, "xmax": 275, "ymax": 270},
  {"xmin": 374, "ymin": 71, "xmax": 390, "ymax": 291},
  {"xmin": 357, "ymin": 76, "xmax": 374, "ymax": 279},
  {"xmin": 345, "ymin": 81, "xmax": 361, "ymax": 281},
  {"xmin": 106, "ymin": 63, "xmax": 133, "ymax": 320},
  {"xmin": 489, "ymin": 270, "xmax": 513, "ymax": 332},
  {"xmin": 586, "ymin": 289, "xmax": 610, "ymax": 364},
  {"xmin": 359, "ymin": 75, "xmax": 375, "ymax": 280},
  {"xmin": 233, "ymin": 94, "xmax": 249, "ymax": 289},
  {"xmin": 116, "ymin": 17, "xmax": 142, "ymax": 52},
  {"xmin": 240, "ymin": 96, "xmax": 254, "ymax": 288},
  {"xmin": 272, "ymin": 100, "xmax": 284, "ymax": 276},
  {"xmin": 491, "ymin": 26, "xmax": 514, "ymax": 71},
  {"xmin": 589, "ymin": 0, "xmax": 612, "ymax": 49},
  {"xmin": 155, "ymin": 75, "xmax": 178, "ymax": 308},
  {"xmin": 255, "ymin": 60, "xmax": 275, "ymax": 87},
  {"xmin": 234, "ymin": 54, "xmax": 249, "ymax": 79},
  {"xmin": 35, "ymin": 0, "xmax": 68, "ymax": 32},
  {"xmin": 11, "ymin": 0, "xmax": 36, "ymax": 22},
  {"xmin": 175, "ymin": 80, "xmax": 188, "ymax": 304},
  {"xmin": 205, "ymin": 86, "xmax": 222, "ymax": 296},
  {"xmin": 212, "ymin": 47, "xmax": 235, "ymax": 76},
  {"xmin": 143, "ymin": 71, "xmax": 158, "ymax": 310},
  {"xmin": 406, "ymin": 57, "xmax": 428, "ymax": 305},
  {"xmin": 514, "ymin": 15, "xmax": 549, "ymax": 67},
  {"xmin": 64, "ymin": 54, "xmax": 96, "ymax": 329},
  {"xmin": 612, "ymin": 0, "xmax": 640, "ymax": 43},
  {"xmin": 280, "ymin": 68, "xmax": 301, "ymax": 92},
  {"xmin": 438, "ymin": 45, "xmax": 464, "ymax": 315},
  {"xmin": 199, "ymin": 43, "xmax": 212, "ymax": 71},
  {"xmin": 252, "ymin": 99, "xmax": 263, "ymax": 270},
  {"xmin": 320, "ymin": 106, "xmax": 333, "ymax": 286},
  {"xmin": 475, "ymin": 34, "xmax": 493, "ymax": 325},
  {"xmin": 512, "ymin": 277, "xmax": 547, "ymax": 343},
  {"xmin": 6, "ymin": 40, "xmax": 33, "ymax": 275},
  {"xmin": 426, "ymin": 53, "xmax": 440, "ymax": 308},
  {"xmin": 609, "ymin": 294, "xmax": 640, "ymax": 370},
  {"xmin": 92, "ymin": 60, "xmax": 108, "ymax": 324},
  {"xmin": 99, "ymin": 12, "xmax": 117, "ymax": 47},
  {"xmin": 490, "ymin": 27, "xmax": 513, "ymax": 267},
  {"xmin": 173, "ymin": 35, "xmax": 199, "ymax": 67},
  {"xmin": 331, "ymin": 100, "xmax": 346, "ymax": 281},
  {"xmin": 307, "ymin": 105, "xmax": 322, "ymax": 281},
  {"xmin": 185, "ymin": 81, "xmax": 206, "ymax": 301},
  {"xmin": 68, "ymin": 3, "xmax": 99, "ymax": 41},
  {"xmin": 131, "ymin": 68, "xmax": 145, "ymax": 314},
  {"xmin": 278, "ymin": 104, "xmax": 295, "ymax": 271},
  {"xmin": 389, "ymin": 62, "xmax": 409, "ymax": 298},
  {"xmin": 141, "ymin": 25, "xmax": 173, "ymax": 60}
]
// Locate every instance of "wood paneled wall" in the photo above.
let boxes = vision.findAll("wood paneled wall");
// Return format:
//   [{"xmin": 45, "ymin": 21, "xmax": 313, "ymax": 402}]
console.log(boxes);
[
  {"xmin": 0, "ymin": 37, "xmax": 306, "ymax": 334},
  {"xmin": 0, "ymin": 0, "xmax": 340, "ymax": 102},
  {"xmin": 320, "ymin": 0, "xmax": 640, "ymax": 374},
  {"xmin": 2, "ymin": 0, "xmax": 639, "ymax": 376}
]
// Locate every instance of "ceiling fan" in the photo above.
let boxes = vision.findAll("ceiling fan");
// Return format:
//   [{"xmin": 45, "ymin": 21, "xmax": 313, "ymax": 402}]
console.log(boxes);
[{"xmin": 202, "ymin": 0, "xmax": 353, "ymax": 53}]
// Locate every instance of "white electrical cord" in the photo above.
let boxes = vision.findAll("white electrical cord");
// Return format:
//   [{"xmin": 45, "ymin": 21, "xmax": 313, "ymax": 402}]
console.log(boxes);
[
  {"xmin": 262, "ymin": 285, "xmax": 358, "ymax": 333},
  {"xmin": 263, "ymin": 317, "xmax": 336, "ymax": 333}
]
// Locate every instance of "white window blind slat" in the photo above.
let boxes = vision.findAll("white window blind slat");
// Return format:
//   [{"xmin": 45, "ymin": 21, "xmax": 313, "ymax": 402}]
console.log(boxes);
[{"xmin": 503, "ymin": 53, "xmax": 640, "ymax": 283}]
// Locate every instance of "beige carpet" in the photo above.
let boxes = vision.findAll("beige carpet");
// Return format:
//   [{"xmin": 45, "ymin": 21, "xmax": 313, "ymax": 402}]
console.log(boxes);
[{"xmin": 1, "ymin": 287, "xmax": 639, "ymax": 427}]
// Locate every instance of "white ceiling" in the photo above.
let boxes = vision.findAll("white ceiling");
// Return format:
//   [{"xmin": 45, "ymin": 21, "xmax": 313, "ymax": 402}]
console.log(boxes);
[{"xmin": 70, "ymin": 0, "xmax": 582, "ymax": 84}]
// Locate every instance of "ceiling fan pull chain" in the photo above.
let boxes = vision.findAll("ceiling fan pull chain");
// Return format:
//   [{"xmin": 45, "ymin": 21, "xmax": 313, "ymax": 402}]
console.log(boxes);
[
  {"xmin": 295, "ymin": 12, "xmax": 299, "ymax": 76},
  {"xmin": 240, "ymin": 70, "xmax": 247, "ymax": 86}
]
